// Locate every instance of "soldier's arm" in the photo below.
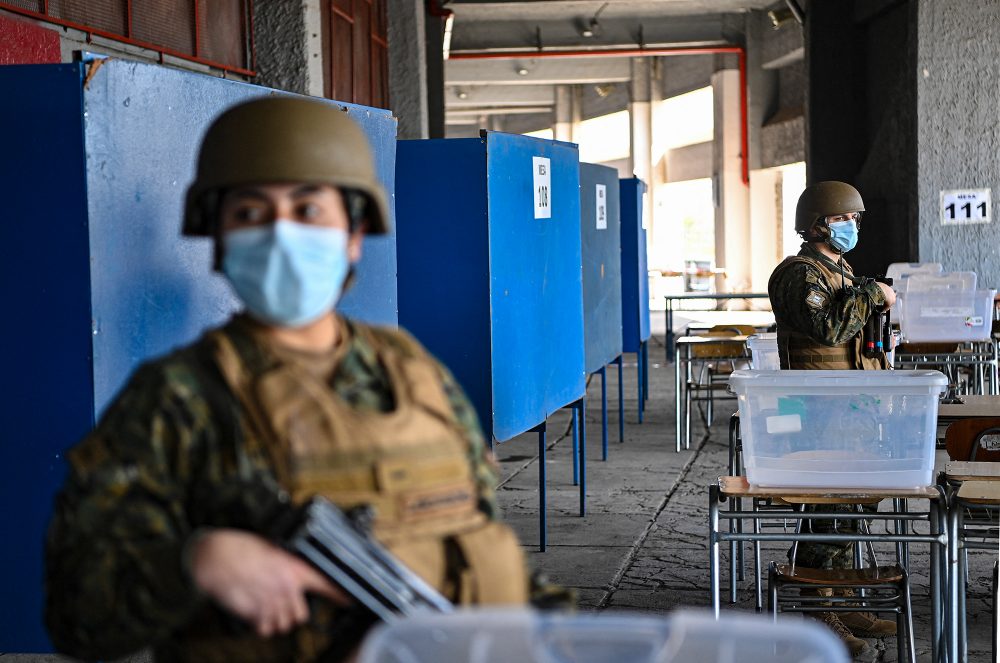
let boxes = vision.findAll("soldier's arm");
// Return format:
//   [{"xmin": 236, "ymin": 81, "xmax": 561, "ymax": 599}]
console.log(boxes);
[
  {"xmin": 45, "ymin": 364, "xmax": 205, "ymax": 660},
  {"xmin": 775, "ymin": 262, "xmax": 886, "ymax": 346}
]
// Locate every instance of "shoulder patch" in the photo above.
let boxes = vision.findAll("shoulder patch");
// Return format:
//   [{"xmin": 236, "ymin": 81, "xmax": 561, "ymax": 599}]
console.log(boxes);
[{"xmin": 805, "ymin": 290, "xmax": 828, "ymax": 310}]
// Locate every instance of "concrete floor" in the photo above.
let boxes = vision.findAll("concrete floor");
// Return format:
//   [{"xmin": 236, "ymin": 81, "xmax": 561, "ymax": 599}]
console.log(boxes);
[{"xmin": 493, "ymin": 334, "xmax": 998, "ymax": 663}]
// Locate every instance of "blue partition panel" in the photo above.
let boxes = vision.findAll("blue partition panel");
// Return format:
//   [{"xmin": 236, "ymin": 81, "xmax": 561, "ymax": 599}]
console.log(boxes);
[
  {"xmin": 580, "ymin": 163, "xmax": 623, "ymax": 374},
  {"xmin": 0, "ymin": 59, "xmax": 397, "ymax": 652},
  {"xmin": 397, "ymin": 131, "xmax": 585, "ymax": 442},
  {"xmin": 620, "ymin": 178, "xmax": 651, "ymax": 352}
]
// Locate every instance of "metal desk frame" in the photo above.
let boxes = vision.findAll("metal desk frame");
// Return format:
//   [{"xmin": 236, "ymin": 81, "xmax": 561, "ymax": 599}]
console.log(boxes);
[
  {"xmin": 709, "ymin": 478, "xmax": 950, "ymax": 663},
  {"xmin": 895, "ymin": 341, "xmax": 999, "ymax": 397},
  {"xmin": 664, "ymin": 292, "xmax": 770, "ymax": 362},
  {"xmin": 673, "ymin": 335, "xmax": 750, "ymax": 452}
]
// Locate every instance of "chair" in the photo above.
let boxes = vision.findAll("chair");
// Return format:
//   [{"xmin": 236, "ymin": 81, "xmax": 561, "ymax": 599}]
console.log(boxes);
[
  {"xmin": 687, "ymin": 324, "xmax": 755, "ymax": 430},
  {"xmin": 768, "ymin": 562, "xmax": 915, "ymax": 663}
]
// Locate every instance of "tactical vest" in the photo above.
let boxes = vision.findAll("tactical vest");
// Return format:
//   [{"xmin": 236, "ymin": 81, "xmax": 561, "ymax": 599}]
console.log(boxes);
[
  {"xmin": 770, "ymin": 254, "xmax": 885, "ymax": 371},
  {"xmin": 175, "ymin": 319, "xmax": 527, "ymax": 662}
]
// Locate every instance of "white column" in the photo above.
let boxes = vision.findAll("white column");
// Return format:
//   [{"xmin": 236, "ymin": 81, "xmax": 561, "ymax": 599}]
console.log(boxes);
[
  {"xmin": 303, "ymin": 0, "xmax": 324, "ymax": 97},
  {"xmin": 629, "ymin": 57, "xmax": 653, "ymax": 231},
  {"xmin": 554, "ymin": 84, "xmax": 573, "ymax": 142},
  {"xmin": 712, "ymin": 67, "xmax": 751, "ymax": 296},
  {"xmin": 748, "ymin": 167, "xmax": 781, "ymax": 304}
]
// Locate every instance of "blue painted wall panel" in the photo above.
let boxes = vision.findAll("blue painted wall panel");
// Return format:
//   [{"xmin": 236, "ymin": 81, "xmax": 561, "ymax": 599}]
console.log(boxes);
[
  {"xmin": 82, "ymin": 59, "xmax": 398, "ymax": 413},
  {"xmin": 620, "ymin": 178, "xmax": 651, "ymax": 351},
  {"xmin": 0, "ymin": 63, "xmax": 94, "ymax": 653},
  {"xmin": 396, "ymin": 138, "xmax": 493, "ymax": 435},
  {"xmin": 580, "ymin": 163, "xmax": 623, "ymax": 373},
  {"xmin": 396, "ymin": 132, "xmax": 585, "ymax": 442},
  {"xmin": 486, "ymin": 133, "xmax": 584, "ymax": 441},
  {"xmin": 0, "ymin": 59, "xmax": 398, "ymax": 652}
]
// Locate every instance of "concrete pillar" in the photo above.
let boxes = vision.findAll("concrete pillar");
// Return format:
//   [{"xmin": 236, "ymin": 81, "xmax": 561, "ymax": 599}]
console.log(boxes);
[
  {"xmin": 629, "ymin": 57, "xmax": 653, "ymax": 231},
  {"xmin": 554, "ymin": 84, "xmax": 573, "ymax": 142},
  {"xmin": 488, "ymin": 115, "xmax": 505, "ymax": 132},
  {"xmin": 252, "ymin": 0, "xmax": 309, "ymax": 94},
  {"xmin": 749, "ymin": 167, "xmax": 782, "ymax": 299},
  {"xmin": 388, "ymin": 0, "xmax": 429, "ymax": 139},
  {"xmin": 712, "ymin": 67, "xmax": 751, "ymax": 295},
  {"xmin": 571, "ymin": 85, "xmax": 583, "ymax": 143},
  {"xmin": 917, "ymin": 0, "xmax": 1000, "ymax": 281},
  {"xmin": 425, "ymin": 12, "xmax": 445, "ymax": 138}
]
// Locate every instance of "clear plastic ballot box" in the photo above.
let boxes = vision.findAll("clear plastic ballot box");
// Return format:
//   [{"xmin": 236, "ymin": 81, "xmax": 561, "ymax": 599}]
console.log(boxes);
[
  {"xmin": 357, "ymin": 609, "xmax": 847, "ymax": 663},
  {"xmin": 728, "ymin": 370, "xmax": 948, "ymax": 489}
]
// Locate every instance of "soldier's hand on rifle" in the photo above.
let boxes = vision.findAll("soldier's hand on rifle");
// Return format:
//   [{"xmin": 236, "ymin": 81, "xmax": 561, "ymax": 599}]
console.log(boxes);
[
  {"xmin": 190, "ymin": 528, "xmax": 350, "ymax": 637},
  {"xmin": 876, "ymin": 281, "xmax": 896, "ymax": 309}
]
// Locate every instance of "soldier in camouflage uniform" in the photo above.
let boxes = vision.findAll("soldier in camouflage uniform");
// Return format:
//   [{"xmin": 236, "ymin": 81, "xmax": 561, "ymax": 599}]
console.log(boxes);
[
  {"xmin": 767, "ymin": 181, "xmax": 898, "ymax": 659},
  {"xmin": 45, "ymin": 97, "xmax": 534, "ymax": 662}
]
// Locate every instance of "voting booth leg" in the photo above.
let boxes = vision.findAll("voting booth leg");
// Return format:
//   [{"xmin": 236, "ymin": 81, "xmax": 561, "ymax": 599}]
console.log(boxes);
[
  {"xmin": 616, "ymin": 355, "xmax": 625, "ymax": 443},
  {"xmin": 578, "ymin": 397, "xmax": 587, "ymax": 518},
  {"xmin": 637, "ymin": 350, "xmax": 645, "ymax": 424},
  {"xmin": 533, "ymin": 421, "xmax": 547, "ymax": 552},
  {"xmin": 571, "ymin": 405, "xmax": 579, "ymax": 486},
  {"xmin": 642, "ymin": 341, "xmax": 650, "ymax": 404},
  {"xmin": 600, "ymin": 366, "xmax": 608, "ymax": 461}
]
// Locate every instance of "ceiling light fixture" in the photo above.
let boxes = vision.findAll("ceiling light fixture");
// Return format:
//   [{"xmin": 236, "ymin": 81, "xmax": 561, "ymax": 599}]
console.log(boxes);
[
  {"xmin": 517, "ymin": 67, "xmax": 529, "ymax": 76},
  {"xmin": 579, "ymin": 2, "xmax": 609, "ymax": 39}
]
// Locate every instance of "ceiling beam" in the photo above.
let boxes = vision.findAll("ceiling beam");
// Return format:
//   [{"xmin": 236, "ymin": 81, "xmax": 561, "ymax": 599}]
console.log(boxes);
[
  {"xmin": 446, "ymin": 56, "xmax": 632, "ymax": 85},
  {"xmin": 445, "ymin": 84, "xmax": 555, "ymax": 107}
]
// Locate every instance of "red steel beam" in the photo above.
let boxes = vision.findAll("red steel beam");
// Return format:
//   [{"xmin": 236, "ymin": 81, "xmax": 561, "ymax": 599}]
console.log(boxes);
[{"xmin": 450, "ymin": 45, "xmax": 750, "ymax": 185}]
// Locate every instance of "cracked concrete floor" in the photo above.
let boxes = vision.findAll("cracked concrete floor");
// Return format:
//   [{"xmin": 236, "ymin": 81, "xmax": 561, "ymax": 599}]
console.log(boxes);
[{"xmin": 492, "ymin": 336, "xmax": 998, "ymax": 662}]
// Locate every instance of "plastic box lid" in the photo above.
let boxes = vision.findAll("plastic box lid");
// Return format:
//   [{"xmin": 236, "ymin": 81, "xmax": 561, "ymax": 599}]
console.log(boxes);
[
  {"xmin": 357, "ymin": 609, "xmax": 848, "ymax": 663},
  {"xmin": 886, "ymin": 262, "xmax": 942, "ymax": 288},
  {"xmin": 728, "ymin": 369, "xmax": 948, "ymax": 392},
  {"xmin": 904, "ymin": 272, "xmax": 977, "ymax": 293}
]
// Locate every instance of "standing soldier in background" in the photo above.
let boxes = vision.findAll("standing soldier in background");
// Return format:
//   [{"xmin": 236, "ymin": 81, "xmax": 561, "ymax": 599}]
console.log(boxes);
[
  {"xmin": 45, "ymin": 97, "xmax": 532, "ymax": 662},
  {"xmin": 767, "ymin": 181, "xmax": 898, "ymax": 659}
]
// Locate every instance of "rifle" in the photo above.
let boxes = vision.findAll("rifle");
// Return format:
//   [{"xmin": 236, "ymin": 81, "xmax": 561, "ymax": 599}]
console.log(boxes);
[{"xmin": 275, "ymin": 496, "xmax": 454, "ymax": 623}]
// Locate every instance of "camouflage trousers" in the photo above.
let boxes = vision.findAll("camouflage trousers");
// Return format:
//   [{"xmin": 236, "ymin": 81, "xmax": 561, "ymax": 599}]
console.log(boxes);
[{"xmin": 787, "ymin": 503, "xmax": 878, "ymax": 570}]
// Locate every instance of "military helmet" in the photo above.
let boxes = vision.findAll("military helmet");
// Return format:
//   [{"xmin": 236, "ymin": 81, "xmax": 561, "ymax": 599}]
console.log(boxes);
[
  {"xmin": 183, "ymin": 96, "xmax": 390, "ymax": 236},
  {"xmin": 794, "ymin": 181, "xmax": 865, "ymax": 234}
]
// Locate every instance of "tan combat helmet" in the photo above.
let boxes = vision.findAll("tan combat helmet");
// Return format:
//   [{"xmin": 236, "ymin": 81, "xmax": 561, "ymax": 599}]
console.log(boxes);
[
  {"xmin": 794, "ymin": 181, "xmax": 865, "ymax": 235},
  {"xmin": 183, "ymin": 96, "xmax": 391, "ymax": 236}
]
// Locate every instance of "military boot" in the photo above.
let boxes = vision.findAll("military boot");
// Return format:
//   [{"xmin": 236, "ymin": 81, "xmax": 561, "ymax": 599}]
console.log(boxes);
[
  {"xmin": 814, "ymin": 612, "xmax": 875, "ymax": 661},
  {"xmin": 839, "ymin": 610, "xmax": 898, "ymax": 637}
]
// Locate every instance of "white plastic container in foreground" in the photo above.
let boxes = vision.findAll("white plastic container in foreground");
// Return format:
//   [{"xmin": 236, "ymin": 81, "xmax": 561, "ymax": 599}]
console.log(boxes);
[
  {"xmin": 898, "ymin": 289, "xmax": 996, "ymax": 342},
  {"xmin": 357, "ymin": 609, "xmax": 848, "ymax": 663},
  {"xmin": 746, "ymin": 333, "xmax": 779, "ymax": 370},
  {"xmin": 728, "ymin": 370, "xmax": 947, "ymax": 489}
]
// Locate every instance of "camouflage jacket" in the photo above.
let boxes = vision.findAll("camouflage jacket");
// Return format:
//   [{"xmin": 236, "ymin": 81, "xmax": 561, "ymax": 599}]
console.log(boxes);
[
  {"xmin": 768, "ymin": 242, "xmax": 886, "ymax": 347},
  {"xmin": 44, "ymin": 315, "xmax": 499, "ymax": 662}
]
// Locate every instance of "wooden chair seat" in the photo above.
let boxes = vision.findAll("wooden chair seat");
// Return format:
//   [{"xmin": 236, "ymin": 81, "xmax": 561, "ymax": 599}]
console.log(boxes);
[
  {"xmin": 771, "ymin": 496, "xmax": 882, "ymax": 506},
  {"xmin": 957, "ymin": 480, "xmax": 1000, "ymax": 505},
  {"xmin": 897, "ymin": 342, "xmax": 960, "ymax": 354},
  {"xmin": 773, "ymin": 563, "xmax": 905, "ymax": 586}
]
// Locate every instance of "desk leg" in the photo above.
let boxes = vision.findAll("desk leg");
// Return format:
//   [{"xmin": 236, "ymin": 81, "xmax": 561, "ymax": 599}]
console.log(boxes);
[
  {"xmin": 710, "ymin": 484, "xmax": 721, "ymax": 618},
  {"xmin": 617, "ymin": 356, "xmax": 625, "ymax": 444},
  {"xmin": 571, "ymin": 405, "xmax": 579, "ymax": 486},
  {"xmin": 534, "ymin": 422, "xmax": 547, "ymax": 553},
  {"xmin": 674, "ymin": 348, "xmax": 682, "ymax": 453},
  {"xmin": 930, "ymin": 497, "xmax": 943, "ymax": 663},
  {"xmin": 642, "ymin": 341, "xmax": 649, "ymax": 404},
  {"xmin": 958, "ymin": 505, "xmax": 968, "ymax": 663},
  {"xmin": 947, "ymin": 498, "xmax": 960, "ymax": 663},
  {"xmin": 666, "ymin": 301, "xmax": 674, "ymax": 363},
  {"xmin": 601, "ymin": 366, "xmax": 608, "ymax": 461},
  {"xmin": 578, "ymin": 398, "xmax": 587, "ymax": 518}
]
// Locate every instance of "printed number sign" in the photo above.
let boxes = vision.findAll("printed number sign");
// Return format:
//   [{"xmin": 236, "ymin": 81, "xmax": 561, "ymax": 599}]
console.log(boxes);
[
  {"xmin": 533, "ymin": 156, "xmax": 551, "ymax": 219},
  {"xmin": 941, "ymin": 189, "xmax": 990, "ymax": 225},
  {"xmin": 596, "ymin": 184, "xmax": 607, "ymax": 230}
]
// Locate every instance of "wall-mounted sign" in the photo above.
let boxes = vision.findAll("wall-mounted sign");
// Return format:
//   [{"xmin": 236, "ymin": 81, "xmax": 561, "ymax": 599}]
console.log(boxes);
[
  {"xmin": 940, "ymin": 188, "xmax": 990, "ymax": 225},
  {"xmin": 533, "ymin": 156, "xmax": 551, "ymax": 219},
  {"xmin": 596, "ymin": 184, "xmax": 607, "ymax": 230}
]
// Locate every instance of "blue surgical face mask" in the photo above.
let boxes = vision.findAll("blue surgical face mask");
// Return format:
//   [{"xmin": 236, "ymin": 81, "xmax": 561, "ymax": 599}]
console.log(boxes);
[
  {"xmin": 222, "ymin": 220, "xmax": 351, "ymax": 327},
  {"xmin": 827, "ymin": 219, "xmax": 859, "ymax": 253}
]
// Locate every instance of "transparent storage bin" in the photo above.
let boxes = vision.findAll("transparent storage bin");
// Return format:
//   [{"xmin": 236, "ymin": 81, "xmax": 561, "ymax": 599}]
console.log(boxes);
[
  {"xmin": 886, "ymin": 262, "xmax": 942, "ymax": 323},
  {"xmin": 358, "ymin": 609, "xmax": 847, "ymax": 663},
  {"xmin": 747, "ymin": 333, "xmax": 779, "ymax": 370},
  {"xmin": 897, "ymin": 289, "xmax": 996, "ymax": 342},
  {"xmin": 903, "ymin": 271, "xmax": 976, "ymax": 293},
  {"xmin": 728, "ymin": 370, "xmax": 947, "ymax": 489}
]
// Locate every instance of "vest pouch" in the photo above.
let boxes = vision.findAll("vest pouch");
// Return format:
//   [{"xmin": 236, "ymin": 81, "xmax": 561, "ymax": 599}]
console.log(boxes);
[{"xmin": 451, "ymin": 521, "xmax": 529, "ymax": 605}]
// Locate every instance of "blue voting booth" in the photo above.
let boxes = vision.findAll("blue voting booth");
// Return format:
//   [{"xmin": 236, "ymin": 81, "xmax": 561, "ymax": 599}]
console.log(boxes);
[
  {"xmin": 0, "ymin": 58, "xmax": 397, "ymax": 652},
  {"xmin": 579, "ymin": 163, "xmax": 624, "ymax": 470},
  {"xmin": 620, "ymin": 178, "xmax": 652, "ymax": 422},
  {"xmin": 396, "ymin": 131, "xmax": 586, "ymax": 549}
]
